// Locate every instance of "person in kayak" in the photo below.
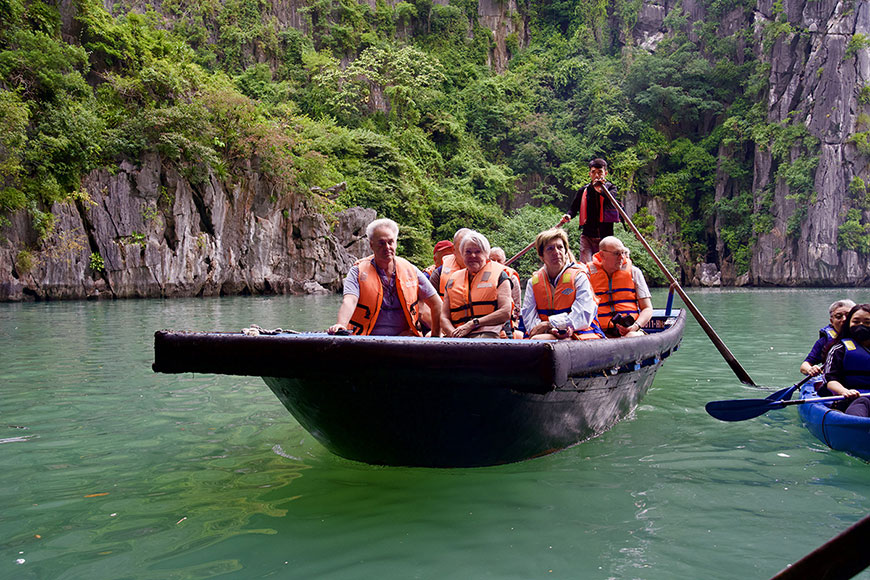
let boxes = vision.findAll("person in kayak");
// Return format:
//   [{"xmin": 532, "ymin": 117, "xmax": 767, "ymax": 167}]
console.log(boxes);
[
  {"xmin": 799, "ymin": 299, "xmax": 856, "ymax": 377},
  {"xmin": 428, "ymin": 228, "xmax": 470, "ymax": 299},
  {"xmin": 586, "ymin": 236, "xmax": 652, "ymax": 338},
  {"xmin": 423, "ymin": 239, "xmax": 453, "ymax": 279},
  {"xmin": 522, "ymin": 228, "xmax": 602, "ymax": 340},
  {"xmin": 441, "ymin": 231, "xmax": 513, "ymax": 339},
  {"xmin": 328, "ymin": 218, "xmax": 442, "ymax": 337},
  {"xmin": 822, "ymin": 303, "xmax": 870, "ymax": 416}
]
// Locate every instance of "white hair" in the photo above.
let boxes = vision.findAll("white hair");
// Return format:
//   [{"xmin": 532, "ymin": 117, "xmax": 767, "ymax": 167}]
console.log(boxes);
[
  {"xmin": 459, "ymin": 230, "xmax": 491, "ymax": 258},
  {"xmin": 829, "ymin": 299, "xmax": 856, "ymax": 315},
  {"xmin": 366, "ymin": 218, "xmax": 399, "ymax": 241}
]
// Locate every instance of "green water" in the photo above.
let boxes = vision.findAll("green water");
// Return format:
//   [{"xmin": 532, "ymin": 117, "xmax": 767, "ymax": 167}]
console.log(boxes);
[{"xmin": 1, "ymin": 289, "xmax": 868, "ymax": 579}]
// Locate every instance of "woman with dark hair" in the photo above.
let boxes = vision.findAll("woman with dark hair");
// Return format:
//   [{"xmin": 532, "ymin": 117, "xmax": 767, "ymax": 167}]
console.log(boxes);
[{"xmin": 822, "ymin": 303, "xmax": 870, "ymax": 416}]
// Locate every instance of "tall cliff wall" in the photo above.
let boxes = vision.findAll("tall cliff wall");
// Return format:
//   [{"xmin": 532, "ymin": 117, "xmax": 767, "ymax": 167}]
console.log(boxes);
[{"xmin": 749, "ymin": 0, "xmax": 870, "ymax": 285}]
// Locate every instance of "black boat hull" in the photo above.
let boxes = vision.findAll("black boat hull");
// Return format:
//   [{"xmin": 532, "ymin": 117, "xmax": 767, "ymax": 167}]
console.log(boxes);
[{"xmin": 153, "ymin": 310, "xmax": 685, "ymax": 467}]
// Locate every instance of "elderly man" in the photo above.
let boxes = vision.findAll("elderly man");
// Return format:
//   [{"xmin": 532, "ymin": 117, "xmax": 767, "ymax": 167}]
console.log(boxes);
[
  {"xmin": 328, "ymin": 218, "xmax": 442, "ymax": 337},
  {"xmin": 490, "ymin": 247, "xmax": 523, "ymax": 337},
  {"xmin": 423, "ymin": 239, "xmax": 454, "ymax": 279},
  {"xmin": 586, "ymin": 236, "xmax": 653, "ymax": 337}
]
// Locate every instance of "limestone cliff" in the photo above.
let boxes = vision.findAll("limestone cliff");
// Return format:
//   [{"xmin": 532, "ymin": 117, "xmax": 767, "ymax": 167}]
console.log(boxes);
[{"xmin": 0, "ymin": 154, "xmax": 373, "ymax": 300}]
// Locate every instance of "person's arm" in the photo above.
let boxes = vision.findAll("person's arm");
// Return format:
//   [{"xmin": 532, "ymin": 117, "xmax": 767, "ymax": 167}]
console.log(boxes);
[
  {"xmin": 801, "ymin": 336, "xmax": 827, "ymax": 375},
  {"xmin": 521, "ymin": 279, "xmax": 549, "ymax": 338},
  {"xmin": 563, "ymin": 188, "xmax": 583, "ymax": 222},
  {"xmin": 452, "ymin": 279, "xmax": 511, "ymax": 338},
  {"xmin": 548, "ymin": 271, "xmax": 596, "ymax": 334},
  {"xmin": 328, "ymin": 266, "xmax": 360, "ymax": 334},
  {"xmin": 617, "ymin": 296, "xmax": 652, "ymax": 336},
  {"xmin": 423, "ymin": 293, "xmax": 442, "ymax": 337},
  {"xmin": 441, "ymin": 292, "xmax": 456, "ymax": 337},
  {"xmin": 328, "ymin": 294, "xmax": 358, "ymax": 334}
]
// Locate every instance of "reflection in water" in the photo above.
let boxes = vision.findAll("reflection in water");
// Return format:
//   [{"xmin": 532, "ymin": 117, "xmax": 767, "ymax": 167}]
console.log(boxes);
[{"xmin": 1, "ymin": 290, "xmax": 869, "ymax": 579}]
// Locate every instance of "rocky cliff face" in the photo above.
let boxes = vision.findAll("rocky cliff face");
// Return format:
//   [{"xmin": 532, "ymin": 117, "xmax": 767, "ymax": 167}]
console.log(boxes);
[
  {"xmin": 749, "ymin": 0, "xmax": 870, "ymax": 285},
  {"xmin": 0, "ymin": 154, "xmax": 374, "ymax": 300}
]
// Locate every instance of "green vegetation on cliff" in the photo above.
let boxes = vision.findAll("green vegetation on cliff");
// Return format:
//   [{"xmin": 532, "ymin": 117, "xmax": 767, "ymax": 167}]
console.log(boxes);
[{"xmin": 0, "ymin": 0, "xmax": 847, "ymax": 281}]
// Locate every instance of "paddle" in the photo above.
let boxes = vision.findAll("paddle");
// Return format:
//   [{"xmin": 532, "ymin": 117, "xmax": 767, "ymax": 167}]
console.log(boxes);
[
  {"xmin": 597, "ymin": 184, "xmax": 757, "ymax": 386},
  {"xmin": 504, "ymin": 216, "xmax": 569, "ymax": 267},
  {"xmin": 706, "ymin": 394, "xmax": 852, "ymax": 422},
  {"xmin": 764, "ymin": 374, "xmax": 815, "ymax": 402}
]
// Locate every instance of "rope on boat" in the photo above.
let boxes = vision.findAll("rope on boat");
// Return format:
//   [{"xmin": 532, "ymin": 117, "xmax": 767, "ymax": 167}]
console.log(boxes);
[{"xmin": 241, "ymin": 324, "xmax": 301, "ymax": 336}]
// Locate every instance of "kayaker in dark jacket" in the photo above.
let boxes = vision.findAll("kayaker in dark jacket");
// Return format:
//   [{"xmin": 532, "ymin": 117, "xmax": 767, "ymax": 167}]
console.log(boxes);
[
  {"xmin": 800, "ymin": 299, "xmax": 855, "ymax": 376},
  {"xmin": 823, "ymin": 304, "xmax": 870, "ymax": 416}
]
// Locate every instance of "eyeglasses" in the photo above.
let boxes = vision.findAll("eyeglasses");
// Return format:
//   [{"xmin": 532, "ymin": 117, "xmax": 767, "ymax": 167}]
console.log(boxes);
[{"xmin": 603, "ymin": 250, "xmax": 630, "ymax": 257}]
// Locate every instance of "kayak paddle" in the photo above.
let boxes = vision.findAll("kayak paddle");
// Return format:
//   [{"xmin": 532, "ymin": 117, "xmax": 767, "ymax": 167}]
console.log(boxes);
[
  {"xmin": 706, "ymin": 394, "xmax": 852, "ymax": 422},
  {"xmin": 764, "ymin": 374, "xmax": 815, "ymax": 402}
]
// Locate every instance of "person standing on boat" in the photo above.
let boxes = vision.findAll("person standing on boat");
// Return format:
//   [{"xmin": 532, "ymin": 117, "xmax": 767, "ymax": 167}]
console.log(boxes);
[
  {"xmin": 822, "ymin": 304, "xmax": 870, "ymax": 416},
  {"xmin": 423, "ymin": 240, "xmax": 454, "ymax": 279},
  {"xmin": 328, "ymin": 218, "xmax": 442, "ymax": 337},
  {"xmin": 562, "ymin": 158, "xmax": 620, "ymax": 263},
  {"xmin": 799, "ymin": 299, "xmax": 856, "ymax": 377},
  {"xmin": 441, "ymin": 231, "xmax": 512, "ymax": 339},
  {"xmin": 428, "ymin": 228, "xmax": 471, "ymax": 298},
  {"xmin": 586, "ymin": 236, "xmax": 652, "ymax": 338},
  {"xmin": 522, "ymin": 228, "xmax": 602, "ymax": 340}
]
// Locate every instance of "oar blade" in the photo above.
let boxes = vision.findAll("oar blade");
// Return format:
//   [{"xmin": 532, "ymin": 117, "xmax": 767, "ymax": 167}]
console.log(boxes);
[{"xmin": 705, "ymin": 398, "xmax": 784, "ymax": 422}]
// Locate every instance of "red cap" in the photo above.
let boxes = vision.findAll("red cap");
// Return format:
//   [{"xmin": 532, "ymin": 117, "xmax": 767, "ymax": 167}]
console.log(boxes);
[{"xmin": 433, "ymin": 240, "xmax": 454, "ymax": 255}]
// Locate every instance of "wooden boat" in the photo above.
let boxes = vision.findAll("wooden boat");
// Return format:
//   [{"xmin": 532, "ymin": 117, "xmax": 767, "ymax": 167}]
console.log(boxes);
[
  {"xmin": 152, "ymin": 309, "xmax": 685, "ymax": 467},
  {"xmin": 798, "ymin": 381, "xmax": 870, "ymax": 462}
]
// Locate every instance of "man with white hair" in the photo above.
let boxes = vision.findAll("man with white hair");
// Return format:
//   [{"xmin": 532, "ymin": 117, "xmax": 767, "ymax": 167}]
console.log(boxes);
[{"xmin": 328, "ymin": 218, "xmax": 442, "ymax": 337}]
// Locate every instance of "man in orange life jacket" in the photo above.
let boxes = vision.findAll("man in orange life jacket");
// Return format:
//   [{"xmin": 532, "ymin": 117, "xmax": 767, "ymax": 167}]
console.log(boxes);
[
  {"xmin": 327, "ymin": 218, "xmax": 442, "ymax": 337},
  {"xmin": 423, "ymin": 239, "xmax": 454, "ymax": 279},
  {"xmin": 587, "ymin": 236, "xmax": 653, "ymax": 338},
  {"xmin": 428, "ymin": 228, "xmax": 470, "ymax": 299},
  {"xmin": 562, "ymin": 158, "xmax": 620, "ymax": 263}
]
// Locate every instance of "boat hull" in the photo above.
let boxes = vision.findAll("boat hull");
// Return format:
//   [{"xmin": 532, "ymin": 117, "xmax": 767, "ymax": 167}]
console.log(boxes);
[
  {"xmin": 798, "ymin": 382, "xmax": 870, "ymax": 462},
  {"xmin": 154, "ymin": 310, "xmax": 684, "ymax": 467}
]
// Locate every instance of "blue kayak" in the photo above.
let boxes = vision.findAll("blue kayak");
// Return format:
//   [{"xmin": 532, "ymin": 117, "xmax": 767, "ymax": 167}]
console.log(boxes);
[{"xmin": 798, "ymin": 381, "xmax": 870, "ymax": 462}]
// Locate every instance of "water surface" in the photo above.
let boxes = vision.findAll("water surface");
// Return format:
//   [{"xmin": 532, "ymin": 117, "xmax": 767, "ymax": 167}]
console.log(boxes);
[{"xmin": 1, "ymin": 289, "xmax": 868, "ymax": 579}]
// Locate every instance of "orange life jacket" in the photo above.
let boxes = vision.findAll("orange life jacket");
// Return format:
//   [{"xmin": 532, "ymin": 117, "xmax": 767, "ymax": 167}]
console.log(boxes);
[
  {"xmin": 587, "ymin": 253, "xmax": 639, "ymax": 330},
  {"xmin": 577, "ymin": 184, "xmax": 619, "ymax": 226},
  {"xmin": 444, "ymin": 260, "xmax": 506, "ymax": 325},
  {"xmin": 423, "ymin": 264, "xmax": 436, "ymax": 279},
  {"xmin": 438, "ymin": 254, "xmax": 458, "ymax": 297},
  {"xmin": 498, "ymin": 264, "xmax": 522, "ymax": 338},
  {"xmin": 348, "ymin": 256, "xmax": 422, "ymax": 336},
  {"xmin": 529, "ymin": 264, "xmax": 602, "ymax": 340}
]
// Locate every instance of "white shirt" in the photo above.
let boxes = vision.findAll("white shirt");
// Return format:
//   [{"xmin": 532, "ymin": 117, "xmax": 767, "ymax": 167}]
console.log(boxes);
[{"xmin": 521, "ymin": 263, "xmax": 597, "ymax": 333}]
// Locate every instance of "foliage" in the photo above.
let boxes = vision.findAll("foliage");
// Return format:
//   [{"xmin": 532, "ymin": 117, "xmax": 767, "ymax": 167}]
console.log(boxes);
[
  {"xmin": 89, "ymin": 251, "xmax": 106, "ymax": 272},
  {"xmin": 0, "ymin": 0, "xmax": 858, "ymax": 287},
  {"xmin": 838, "ymin": 209, "xmax": 870, "ymax": 254}
]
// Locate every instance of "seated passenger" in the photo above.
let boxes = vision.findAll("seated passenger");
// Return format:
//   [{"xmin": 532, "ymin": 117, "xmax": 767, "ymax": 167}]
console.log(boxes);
[
  {"xmin": 441, "ymin": 231, "xmax": 512, "ymax": 338},
  {"xmin": 328, "ymin": 218, "xmax": 442, "ymax": 337},
  {"xmin": 587, "ymin": 236, "xmax": 652, "ymax": 338},
  {"xmin": 490, "ymin": 246, "xmax": 523, "ymax": 338},
  {"xmin": 521, "ymin": 228, "xmax": 602, "ymax": 340},
  {"xmin": 429, "ymin": 228, "xmax": 471, "ymax": 298},
  {"xmin": 800, "ymin": 299, "xmax": 855, "ymax": 376},
  {"xmin": 823, "ymin": 304, "xmax": 870, "ymax": 416},
  {"xmin": 423, "ymin": 240, "xmax": 454, "ymax": 279}
]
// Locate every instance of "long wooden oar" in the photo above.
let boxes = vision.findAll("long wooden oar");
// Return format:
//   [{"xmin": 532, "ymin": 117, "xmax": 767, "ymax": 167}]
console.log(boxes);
[
  {"xmin": 706, "ymin": 394, "xmax": 853, "ymax": 422},
  {"xmin": 504, "ymin": 216, "xmax": 569, "ymax": 267},
  {"xmin": 598, "ymin": 185, "xmax": 756, "ymax": 386}
]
